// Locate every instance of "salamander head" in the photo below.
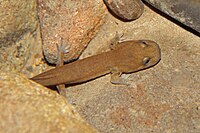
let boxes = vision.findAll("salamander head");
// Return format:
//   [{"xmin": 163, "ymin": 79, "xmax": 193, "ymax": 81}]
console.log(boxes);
[
  {"xmin": 138, "ymin": 40, "xmax": 161, "ymax": 68},
  {"xmin": 122, "ymin": 40, "xmax": 161, "ymax": 72}
]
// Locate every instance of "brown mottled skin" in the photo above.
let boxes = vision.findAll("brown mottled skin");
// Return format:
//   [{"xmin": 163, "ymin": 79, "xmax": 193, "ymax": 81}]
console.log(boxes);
[{"xmin": 31, "ymin": 40, "xmax": 161, "ymax": 86}]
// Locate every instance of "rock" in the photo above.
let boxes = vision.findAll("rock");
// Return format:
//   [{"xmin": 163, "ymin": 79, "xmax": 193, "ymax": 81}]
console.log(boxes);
[
  {"xmin": 0, "ymin": 72, "xmax": 98, "ymax": 133},
  {"xmin": 0, "ymin": 0, "xmax": 39, "ymax": 71},
  {"xmin": 103, "ymin": 0, "xmax": 144, "ymax": 21},
  {"xmin": 143, "ymin": 0, "xmax": 200, "ymax": 34},
  {"xmin": 38, "ymin": 0, "xmax": 106, "ymax": 64}
]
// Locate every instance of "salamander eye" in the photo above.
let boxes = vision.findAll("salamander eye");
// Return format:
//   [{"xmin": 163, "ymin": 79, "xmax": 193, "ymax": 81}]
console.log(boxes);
[
  {"xmin": 141, "ymin": 41, "xmax": 148, "ymax": 48},
  {"xmin": 143, "ymin": 57, "xmax": 151, "ymax": 66}
]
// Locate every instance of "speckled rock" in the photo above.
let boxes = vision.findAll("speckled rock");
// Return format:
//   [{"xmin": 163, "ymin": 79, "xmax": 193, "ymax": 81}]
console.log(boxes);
[
  {"xmin": 38, "ymin": 0, "xmax": 106, "ymax": 64},
  {"xmin": 0, "ymin": 72, "xmax": 98, "ymax": 133}
]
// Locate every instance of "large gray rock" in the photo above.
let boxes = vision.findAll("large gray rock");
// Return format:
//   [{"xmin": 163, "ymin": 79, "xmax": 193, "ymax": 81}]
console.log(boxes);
[{"xmin": 144, "ymin": 0, "xmax": 200, "ymax": 34}]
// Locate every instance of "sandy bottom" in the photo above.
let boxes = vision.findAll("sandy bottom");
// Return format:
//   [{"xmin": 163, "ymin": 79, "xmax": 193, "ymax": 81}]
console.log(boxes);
[{"xmin": 63, "ymin": 5, "xmax": 200, "ymax": 133}]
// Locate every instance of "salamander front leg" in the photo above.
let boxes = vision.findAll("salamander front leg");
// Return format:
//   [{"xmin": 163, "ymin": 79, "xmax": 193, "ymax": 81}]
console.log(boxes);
[{"xmin": 110, "ymin": 67, "xmax": 129, "ymax": 86}]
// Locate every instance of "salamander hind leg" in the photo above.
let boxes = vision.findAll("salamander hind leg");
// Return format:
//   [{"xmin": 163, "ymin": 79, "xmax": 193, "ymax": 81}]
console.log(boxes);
[
  {"xmin": 56, "ymin": 37, "xmax": 71, "ymax": 67},
  {"xmin": 56, "ymin": 37, "xmax": 70, "ymax": 95}
]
